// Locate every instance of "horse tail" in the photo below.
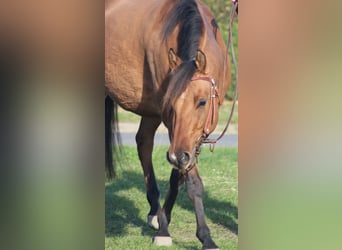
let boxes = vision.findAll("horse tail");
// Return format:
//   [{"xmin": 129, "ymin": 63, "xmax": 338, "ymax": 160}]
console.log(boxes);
[{"xmin": 105, "ymin": 95, "xmax": 121, "ymax": 179}]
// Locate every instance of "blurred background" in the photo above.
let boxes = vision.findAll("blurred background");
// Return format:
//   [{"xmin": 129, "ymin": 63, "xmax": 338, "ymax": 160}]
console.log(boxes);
[{"xmin": 2, "ymin": 0, "xmax": 342, "ymax": 249}]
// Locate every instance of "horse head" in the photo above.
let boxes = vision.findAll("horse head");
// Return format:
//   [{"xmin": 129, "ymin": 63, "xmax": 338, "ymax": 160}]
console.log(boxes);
[{"xmin": 163, "ymin": 47, "xmax": 228, "ymax": 172}]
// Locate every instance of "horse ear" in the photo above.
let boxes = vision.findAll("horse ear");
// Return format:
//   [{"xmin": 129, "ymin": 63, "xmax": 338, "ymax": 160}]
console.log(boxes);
[
  {"xmin": 195, "ymin": 49, "xmax": 206, "ymax": 73},
  {"xmin": 168, "ymin": 48, "xmax": 180, "ymax": 70}
]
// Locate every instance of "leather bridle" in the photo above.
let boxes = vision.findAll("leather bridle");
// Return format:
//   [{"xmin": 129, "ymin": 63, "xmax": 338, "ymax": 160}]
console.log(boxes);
[
  {"xmin": 192, "ymin": 0, "xmax": 239, "ymax": 157},
  {"xmin": 178, "ymin": 75, "xmax": 223, "ymax": 174},
  {"xmin": 191, "ymin": 76, "xmax": 222, "ymax": 138},
  {"xmin": 190, "ymin": 75, "xmax": 225, "ymax": 158}
]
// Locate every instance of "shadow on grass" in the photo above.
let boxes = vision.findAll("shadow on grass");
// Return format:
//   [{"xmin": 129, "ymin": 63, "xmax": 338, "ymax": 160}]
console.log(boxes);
[
  {"xmin": 105, "ymin": 169, "xmax": 238, "ymax": 239},
  {"xmin": 105, "ymin": 171, "xmax": 155, "ymax": 238},
  {"xmin": 167, "ymin": 176, "xmax": 238, "ymax": 235}
]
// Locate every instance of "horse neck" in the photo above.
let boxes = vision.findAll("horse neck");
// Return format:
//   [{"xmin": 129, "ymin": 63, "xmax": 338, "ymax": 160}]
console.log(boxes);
[{"xmin": 197, "ymin": 3, "xmax": 230, "ymax": 102}]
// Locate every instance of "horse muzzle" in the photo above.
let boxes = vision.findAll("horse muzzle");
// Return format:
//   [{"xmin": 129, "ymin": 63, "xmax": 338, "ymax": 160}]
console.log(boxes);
[{"xmin": 166, "ymin": 151, "xmax": 192, "ymax": 170}]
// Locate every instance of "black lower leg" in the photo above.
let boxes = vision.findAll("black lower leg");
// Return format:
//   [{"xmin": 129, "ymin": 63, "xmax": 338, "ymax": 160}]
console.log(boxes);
[
  {"xmin": 136, "ymin": 117, "xmax": 161, "ymax": 217},
  {"xmin": 163, "ymin": 169, "xmax": 184, "ymax": 223},
  {"xmin": 156, "ymin": 208, "xmax": 170, "ymax": 237},
  {"xmin": 186, "ymin": 166, "xmax": 218, "ymax": 249},
  {"xmin": 146, "ymin": 169, "xmax": 160, "ymax": 215},
  {"xmin": 156, "ymin": 169, "xmax": 183, "ymax": 237}
]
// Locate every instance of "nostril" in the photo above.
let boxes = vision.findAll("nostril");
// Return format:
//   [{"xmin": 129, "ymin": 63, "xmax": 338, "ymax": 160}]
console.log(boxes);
[
  {"xmin": 167, "ymin": 151, "xmax": 191, "ymax": 168},
  {"xmin": 179, "ymin": 151, "xmax": 190, "ymax": 165}
]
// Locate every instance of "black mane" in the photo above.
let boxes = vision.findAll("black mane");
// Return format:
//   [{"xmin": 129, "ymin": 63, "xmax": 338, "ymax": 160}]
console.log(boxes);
[
  {"xmin": 162, "ymin": 0, "xmax": 204, "ymax": 112},
  {"xmin": 162, "ymin": 0, "xmax": 203, "ymax": 61}
]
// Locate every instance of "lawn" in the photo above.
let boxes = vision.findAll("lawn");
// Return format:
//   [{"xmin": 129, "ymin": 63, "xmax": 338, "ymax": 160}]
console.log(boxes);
[{"xmin": 105, "ymin": 146, "xmax": 238, "ymax": 250}]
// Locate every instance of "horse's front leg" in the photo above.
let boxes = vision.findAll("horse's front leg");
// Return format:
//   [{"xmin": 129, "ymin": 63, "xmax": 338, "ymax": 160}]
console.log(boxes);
[
  {"xmin": 187, "ymin": 165, "xmax": 219, "ymax": 250},
  {"xmin": 135, "ymin": 116, "xmax": 161, "ymax": 229},
  {"xmin": 154, "ymin": 169, "xmax": 184, "ymax": 246}
]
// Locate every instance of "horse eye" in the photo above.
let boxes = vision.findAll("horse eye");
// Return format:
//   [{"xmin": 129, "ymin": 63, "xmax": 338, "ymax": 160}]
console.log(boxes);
[{"xmin": 198, "ymin": 99, "xmax": 207, "ymax": 107}]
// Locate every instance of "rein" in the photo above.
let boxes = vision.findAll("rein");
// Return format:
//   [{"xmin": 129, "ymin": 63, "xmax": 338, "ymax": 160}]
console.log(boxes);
[{"xmin": 194, "ymin": 1, "xmax": 238, "ymax": 154}]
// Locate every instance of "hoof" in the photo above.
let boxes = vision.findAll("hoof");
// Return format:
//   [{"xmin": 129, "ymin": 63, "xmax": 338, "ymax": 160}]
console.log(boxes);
[
  {"xmin": 204, "ymin": 248, "xmax": 220, "ymax": 250},
  {"xmin": 153, "ymin": 236, "xmax": 172, "ymax": 246},
  {"xmin": 147, "ymin": 215, "xmax": 159, "ymax": 230}
]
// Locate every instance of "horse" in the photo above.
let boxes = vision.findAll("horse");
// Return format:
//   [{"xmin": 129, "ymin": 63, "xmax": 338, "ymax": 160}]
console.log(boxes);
[{"xmin": 105, "ymin": 0, "xmax": 231, "ymax": 249}]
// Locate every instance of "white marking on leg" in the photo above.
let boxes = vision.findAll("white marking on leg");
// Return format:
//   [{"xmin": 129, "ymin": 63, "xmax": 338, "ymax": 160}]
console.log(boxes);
[
  {"xmin": 153, "ymin": 236, "xmax": 172, "ymax": 246},
  {"xmin": 147, "ymin": 215, "xmax": 159, "ymax": 230}
]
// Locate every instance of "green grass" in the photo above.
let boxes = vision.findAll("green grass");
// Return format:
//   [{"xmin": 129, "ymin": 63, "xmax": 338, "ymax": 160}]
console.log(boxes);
[
  {"xmin": 118, "ymin": 101, "xmax": 238, "ymax": 125},
  {"xmin": 117, "ymin": 107, "xmax": 141, "ymax": 123},
  {"xmin": 105, "ymin": 146, "xmax": 238, "ymax": 249}
]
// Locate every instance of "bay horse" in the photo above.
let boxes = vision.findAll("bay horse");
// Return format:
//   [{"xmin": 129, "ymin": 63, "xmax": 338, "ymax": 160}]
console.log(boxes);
[{"xmin": 105, "ymin": 0, "xmax": 231, "ymax": 249}]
